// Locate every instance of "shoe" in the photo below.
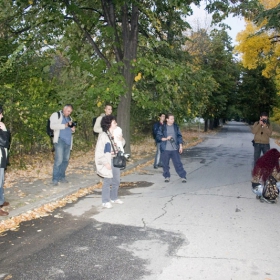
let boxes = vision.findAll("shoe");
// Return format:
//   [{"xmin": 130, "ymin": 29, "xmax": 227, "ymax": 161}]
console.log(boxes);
[
  {"xmin": 60, "ymin": 178, "xmax": 69, "ymax": 183},
  {"xmin": 0, "ymin": 209, "xmax": 9, "ymax": 216},
  {"xmin": 181, "ymin": 178, "xmax": 187, "ymax": 183},
  {"xmin": 111, "ymin": 199, "xmax": 124, "ymax": 204},
  {"xmin": 0, "ymin": 201, "xmax": 9, "ymax": 208},
  {"xmin": 165, "ymin": 177, "xmax": 170, "ymax": 182},
  {"xmin": 102, "ymin": 202, "xmax": 113, "ymax": 209},
  {"xmin": 52, "ymin": 181, "xmax": 58, "ymax": 186},
  {"xmin": 154, "ymin": 165, "xmax": 158, "ymax": 169}
]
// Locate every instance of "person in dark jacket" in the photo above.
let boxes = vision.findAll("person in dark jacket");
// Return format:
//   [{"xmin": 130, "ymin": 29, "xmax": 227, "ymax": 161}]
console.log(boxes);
[
  {"xmin": 156, "ymin": 113, "xmax": 187, "ymax": 183},
  {"xmin": 0, "ymin": 105, "xmax": 10, "ymax": 216},
  {"xmin": 152, "ymin": 113, "xmax": 165, "ymax": 169}
]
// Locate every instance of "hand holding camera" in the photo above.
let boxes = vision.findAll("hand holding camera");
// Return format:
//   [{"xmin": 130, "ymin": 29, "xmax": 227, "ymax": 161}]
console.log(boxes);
[
  {"xmin": 260, "ymin": 118, "xmax": 269, "ymax": 126},
  {"xmin": 68, "ymin": 121, "xmax": 77, "ymax": 128}
]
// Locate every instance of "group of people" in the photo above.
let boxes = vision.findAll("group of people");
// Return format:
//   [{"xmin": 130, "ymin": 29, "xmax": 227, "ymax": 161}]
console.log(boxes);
[
  {"xmin": 0, "ymin": 107, "xmax": 278, "ymax": 216},
  {"xmin": 152, "ymin": 113, "xmax": 187, "ymax": 183}
]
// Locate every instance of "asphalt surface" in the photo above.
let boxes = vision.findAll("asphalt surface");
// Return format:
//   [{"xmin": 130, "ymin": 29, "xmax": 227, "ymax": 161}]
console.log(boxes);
[{"xmin": 1, "ymin": 121, "xmax": 280, "ymax": 280}]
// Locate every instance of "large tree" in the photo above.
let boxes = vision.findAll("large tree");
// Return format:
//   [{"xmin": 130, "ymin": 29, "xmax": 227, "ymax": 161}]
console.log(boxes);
[{"xmin": 1, "ymin": 0, "xmax": 199, "ymax": 152}]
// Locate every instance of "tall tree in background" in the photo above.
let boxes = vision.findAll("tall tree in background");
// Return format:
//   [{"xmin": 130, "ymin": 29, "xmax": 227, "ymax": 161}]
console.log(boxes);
[
  {"xmin": 236, "ymin": 65, "xmax": 278, "ymax": 122},
  {"xmin": 185, "ymin": 28, "xmax": 239, "ymax": 130},
  {"xmin": 1, "ymin": 0, "xmax": 201, "ymax": 152},
  {"xmin": 234, "ymin": 0, "xmax": 279, "ymax": 82}
]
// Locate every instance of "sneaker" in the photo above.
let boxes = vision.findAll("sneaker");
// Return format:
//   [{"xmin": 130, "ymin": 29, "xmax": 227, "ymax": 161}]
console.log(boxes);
[
  {"xmin": 154, "ymin": 165, "xmax": 158, "ymax": 169},
  {"xmin": 181, "ymin": 178, "xmax": 187, "ymax": 183},
  {"xmin": 165, "ymin": 177, "xmax": 170, "ymax": 183},
  {"xmin": 102, "ymin": 202, "xmax": 113, "ymax": 209},
  {"xmin": 111, "ymin": 199, "xmax": 124, "ymax": 204},
  {"xmin": 52, "ymin": 181, "xmax": 58, "ymax": 186}
]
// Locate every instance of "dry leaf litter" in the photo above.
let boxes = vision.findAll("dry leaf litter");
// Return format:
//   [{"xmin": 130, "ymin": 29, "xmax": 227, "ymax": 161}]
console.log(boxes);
[{"xmin": 0, "ymin": 130, "xmax": 207, "ymax": 234}]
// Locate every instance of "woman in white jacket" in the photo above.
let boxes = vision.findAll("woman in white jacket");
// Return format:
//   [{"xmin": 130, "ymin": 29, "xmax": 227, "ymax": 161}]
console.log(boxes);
[{"xmin": 95, "ymin": 115, "xmax": 125, "ymax": 209}]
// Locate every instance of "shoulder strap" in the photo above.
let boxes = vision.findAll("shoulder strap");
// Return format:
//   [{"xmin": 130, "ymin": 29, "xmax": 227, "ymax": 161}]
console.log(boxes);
[
  {"xmin": 106, "ymin": 132, "xmax": 117, "ymax": 154},
  {"xmin": 57, "ymin": 111, "xmax": 61, "ymax": 118}
]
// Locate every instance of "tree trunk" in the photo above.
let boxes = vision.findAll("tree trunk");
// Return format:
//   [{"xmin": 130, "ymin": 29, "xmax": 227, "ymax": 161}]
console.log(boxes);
[
  {"xmin": 116, "ymin": 4, "xmax": 139, "ymax": 154},
  {"xmin": 204, "ymin": 118, "xmax": 208, "ymax": 132},
  {"xmin": 209, "ymin": 119, "xmax": 214, "ymax": 130}
]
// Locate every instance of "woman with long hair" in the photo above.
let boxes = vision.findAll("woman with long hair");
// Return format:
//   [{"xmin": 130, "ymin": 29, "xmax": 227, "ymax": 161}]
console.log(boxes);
[
  {"xmin": 252, "ymin": 148, "xmax": 280, "ymax": 202},
  {"xmin": 95, "ymin": 115, "xmax": 125, "ymax": 209}
]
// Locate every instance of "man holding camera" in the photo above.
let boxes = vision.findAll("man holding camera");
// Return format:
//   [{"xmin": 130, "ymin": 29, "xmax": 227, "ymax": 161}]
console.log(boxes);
[
  {"xmin": 50, "ymin": 104, "xmax": 76, "ymax": 186},
  {"xmin": 156, "ymin": 113, "xmax": 187, "ymax": 183},
  {"xmin": 252, "ymin": 112, "xmax": 272, "ymax": 166}
]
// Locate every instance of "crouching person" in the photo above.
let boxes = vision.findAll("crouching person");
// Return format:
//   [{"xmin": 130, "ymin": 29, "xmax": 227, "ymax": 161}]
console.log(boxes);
[{"xmin": 252, "ymin": 148, "xmax": 280, "ymax": 203}]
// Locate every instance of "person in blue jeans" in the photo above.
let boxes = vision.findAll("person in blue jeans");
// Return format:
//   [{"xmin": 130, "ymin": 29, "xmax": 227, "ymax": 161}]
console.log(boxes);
[
  {"xmin": 50, "ymin": 104, "xmax": 76, "ymax": 186},
  {"xmin": 152, "ymin": 113, "xmax": 165, "ymax": 169},
  {"xmin": 156, "ymin": 113, "xmax": 187, "ymax": 183},
  {"xmin": 0, "ymin": 105, "xmax": 10, "ymax": 216}
]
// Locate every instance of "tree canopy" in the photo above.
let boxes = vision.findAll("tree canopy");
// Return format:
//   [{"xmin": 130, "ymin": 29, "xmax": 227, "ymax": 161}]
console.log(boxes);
[{"xmin": 0, "ymin": 0, "xmax": 277, "ymax": 153}]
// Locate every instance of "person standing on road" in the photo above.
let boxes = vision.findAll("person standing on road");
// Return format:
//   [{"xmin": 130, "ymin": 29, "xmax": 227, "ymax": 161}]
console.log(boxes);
[
  {"xmin": 50, "ymin": 104, "xmax": 76, "ymax": 186},
  {"xmin": 93, "ymin": 103, "xmax": 125, "ymax": 152},
  {"xmin": 252, "ymin": 112, "xmax": 272, "ymax": 166},
  {"xmin": 93, "ymin": 104, "xmax": 113, "ymax": 134},
  {"xmin": 0, "ymin": 105, "xmax": 10, "ymax": 216},
  {"xmin": 156, "ymin": 113, "xmax": 187, "ymax": 183},
  {"xmin": 153, "ymin": 113, "xmax": 165, "ymax": 169},
  {"xmin": 95, "ymin": 115, "xmax": 125, "ymax": 209},
  {"xmin": 251, "ymin": 148, "xmax": 280, "ymax": 202}
]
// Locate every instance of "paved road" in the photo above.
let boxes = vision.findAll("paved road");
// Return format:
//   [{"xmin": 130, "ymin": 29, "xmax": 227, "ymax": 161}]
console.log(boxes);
[{"xmin": 1, "ymin": 122, "xmax": 279, "ymax": 280}]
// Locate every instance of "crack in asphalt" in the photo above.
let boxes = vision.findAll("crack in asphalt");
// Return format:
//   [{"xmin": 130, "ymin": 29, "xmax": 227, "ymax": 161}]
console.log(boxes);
[{"xmin": 153, "ymin": 193, "xmax": 183, "ymax": 221}]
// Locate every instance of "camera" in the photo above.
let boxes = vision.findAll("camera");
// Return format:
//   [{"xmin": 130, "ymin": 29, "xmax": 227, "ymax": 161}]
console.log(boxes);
[
  {"xmin": 261, "ymin": 119, "xmax": 268, "ymax": 124},
  {"xmin": 68, "ymin": 121, "xmax": 77, "ymax": 128},
  {"xmin": 170, "ymin": 137, "xmax": 175, "ymax": 143}
]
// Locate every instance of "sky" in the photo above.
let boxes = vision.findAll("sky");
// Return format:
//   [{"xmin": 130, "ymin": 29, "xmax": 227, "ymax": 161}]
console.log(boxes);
[{"xmin": 189, "ymin": 4, "xmax": 246, "ymax": 45}]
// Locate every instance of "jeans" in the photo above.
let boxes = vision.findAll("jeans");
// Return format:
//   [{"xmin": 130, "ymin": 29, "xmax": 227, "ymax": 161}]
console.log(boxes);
[
  {"xmin": 52, "ymin": 138, "xmax": 71, "ymax": 182},
  {"xmin": 161, "ymin": 150, "xmax": 187, "ymax": 179},
  {"xmin": 254, "ymin": 143, "xmax": 270, "ymax": 166},
  {"xmin": 0, "ymin": 168, "xmax": 4, "ymax": 205},
  {"xmin": 154, "ymin": 142, "xmax": 162, "ymax": 167},
  {"xmin": 102, "ymin": 160, "xmax": 120, "ymax": 203}
]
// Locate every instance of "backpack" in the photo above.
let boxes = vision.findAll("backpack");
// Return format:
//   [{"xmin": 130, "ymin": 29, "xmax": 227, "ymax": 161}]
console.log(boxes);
[
  {"xmin": 262, "ymin": 175, "xmax": 279, "ymax": 203},
  {"xmin": 46, "ymin": 111, "xmax": 61, "ymax": 137},
  {"xmin": 92, "ymin": 116, "xmax": 98, "ymax": 136}
]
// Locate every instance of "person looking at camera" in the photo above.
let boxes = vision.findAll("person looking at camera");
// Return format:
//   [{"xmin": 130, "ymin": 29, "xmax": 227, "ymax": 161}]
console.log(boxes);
[
  {"xmin": 50, "ymin": 104, "xmax": 76, "ymax": 186},
  {"xmin": 252, "ymin": 112, "xmax": 272, "ymax": 166},
  {"xmin": 156, "ymin": 113, "xmax": 187, "ymax": 183}
]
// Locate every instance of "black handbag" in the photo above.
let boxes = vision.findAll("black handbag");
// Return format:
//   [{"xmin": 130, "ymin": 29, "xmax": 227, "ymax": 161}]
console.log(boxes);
[
  {"xmin": 113, "ymin": 151, "xmax": 126, "ymax": 169},
  {"xmin": 0, "ymin": 130, "xmax": 10, "ymax": 148},
  {"xmin": 107, "ymin": 133, "xmax": 126, "ymax": 169}
]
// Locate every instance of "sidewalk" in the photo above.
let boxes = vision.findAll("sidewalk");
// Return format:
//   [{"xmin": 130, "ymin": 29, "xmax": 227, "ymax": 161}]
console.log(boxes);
[{"xmin": 0, "ymin": 155, "xmax": 153, "ymax": 233}]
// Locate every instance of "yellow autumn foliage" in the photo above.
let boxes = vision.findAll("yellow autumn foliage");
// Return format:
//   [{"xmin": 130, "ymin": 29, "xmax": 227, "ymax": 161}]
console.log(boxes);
[
  {"xmin": 134, "ymin": 72, "xmax": 142, "ymax": 82},
  {"xmin": 234, "ymin": 0, "xmax": 280, "ymax": 79}
]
